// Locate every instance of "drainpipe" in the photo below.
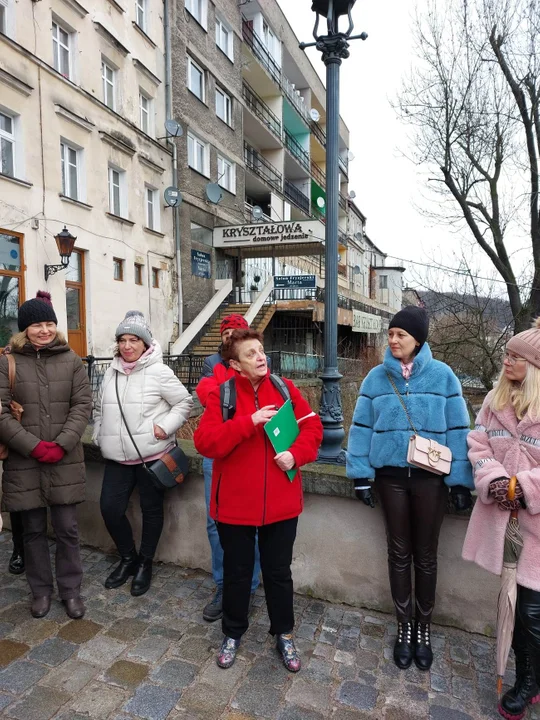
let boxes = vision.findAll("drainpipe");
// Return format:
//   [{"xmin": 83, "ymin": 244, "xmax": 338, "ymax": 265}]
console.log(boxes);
[{"xmin": 164, "ymin": 0, "xmax": 183, "ymax": 338}]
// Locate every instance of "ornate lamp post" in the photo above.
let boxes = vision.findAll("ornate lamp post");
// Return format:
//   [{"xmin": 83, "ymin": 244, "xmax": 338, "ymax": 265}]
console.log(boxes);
[
  {"xmin": 44, "ymin": 226, "xmax": 77, "ymax": 281},
  {"xmin": 301, "ymin": 0, "xmax": 367, "ymax": 463}
]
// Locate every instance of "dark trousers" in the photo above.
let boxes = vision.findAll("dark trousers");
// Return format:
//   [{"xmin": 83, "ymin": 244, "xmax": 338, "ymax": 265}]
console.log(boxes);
[
  {"xmin": 217, "ymin": 517, "xmax": 298, "ymax": 640},
  {"xmin": 100, "ymin": 460, "xmax": 164, "ymax": 559},
  {"xmin": 22, "ymin": 505, "xmax": 82, "ymax": 600},
  {"xmin": 375, "ymin": 467, "xmax": 447, "ymax": 623},
  {"xmin": 10, "ymin": 512, "xmax": 24, "ymax": 550},
  {"xmin": 513, "ymin": 585, "xmax": 540, "ymax": 681}
]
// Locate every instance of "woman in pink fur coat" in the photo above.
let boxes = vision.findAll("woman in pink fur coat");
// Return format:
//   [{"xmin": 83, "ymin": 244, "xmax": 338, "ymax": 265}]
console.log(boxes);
[{"xmin": 463, "ymin": 319, "xmax": 540, "ymax": 720}]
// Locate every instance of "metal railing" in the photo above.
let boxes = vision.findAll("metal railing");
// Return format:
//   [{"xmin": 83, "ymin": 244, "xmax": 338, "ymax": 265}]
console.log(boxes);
[
  {"xmin": 284, "ymin": 180, "xmax": 310, "ymax": 215},
  {"xmin": 242, "ymin": 20, "xmax": 281, "ymax": 86},
  {"xmin": 244, "ymin": 141, "xmax": 282, "ymax": 193},
  {"xmin": 281, "ymin": 74, "xmax": 310, "ymax": 125},
  {"xmin": 339, "ymin": 192, "xmax": 348, "ymax": 210},
  {"xmin": 242, "ymin": 82, "xmax": 282, "ymax": 138},
  {"xmin": 311, "ymin": 161, "xmax": 326, "ymax": 188},
  {"xmin": 310, "ymin": 120, "xmax": 326, "ymax": 147},
  {"xmin": 266, "ymin": 351, "xmax": 364, "ymax": 380},
  {"xmin": 339, "ymin": 155, "xmax": 349, "ymax": 177},
  {"xmin": 284, "ymin": 129, "xmax": 310, "ymax": 172}
]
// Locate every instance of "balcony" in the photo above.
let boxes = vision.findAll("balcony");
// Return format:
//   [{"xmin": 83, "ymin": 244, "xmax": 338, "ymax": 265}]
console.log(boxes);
[
  {"xmin": 311, "ymin": 161, "xmax": 326, "ymax": 188},
  {"xmin": 339, "ymin": 192, "xmax": 348, "ymax": 210},
  {"xmin": 281, "ymin": 75, "xmax": 310, "ymax": 125},
  {"xmin": 284, "ymin": 129, "xmax": 310, "ymax": 173},
  {"xmin": 242, "ymin": 20, "xmax": 281, "ymax": 87},
  {"xmin": 339, "ymin": 155, "xmax": 349, "ymax": 177},
  {"xmin": 244, "ymin": 141, "xmax": 282, "ymax": 193},
  {"xmin": 242, "ymin": 82, "xmax": 282, "ymax": 139},
  {"xmin": 284, "ymin": 180, "xmax": 310, "ymax": 215},
  {"xmin": 310, "ymin": 121, "xmax": 326, "ymax": 147}
]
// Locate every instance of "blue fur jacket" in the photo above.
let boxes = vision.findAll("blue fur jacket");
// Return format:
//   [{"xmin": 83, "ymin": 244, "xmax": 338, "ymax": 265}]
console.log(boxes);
[{"xmin": 346, "ymin": 343, "xmax": 473, "ymax": 488}]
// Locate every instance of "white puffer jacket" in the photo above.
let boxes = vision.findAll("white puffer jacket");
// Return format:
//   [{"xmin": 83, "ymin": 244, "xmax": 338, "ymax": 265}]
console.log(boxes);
[{"xmin": 93, "ymin": 341, "xmax": 193, "ymax": 462}]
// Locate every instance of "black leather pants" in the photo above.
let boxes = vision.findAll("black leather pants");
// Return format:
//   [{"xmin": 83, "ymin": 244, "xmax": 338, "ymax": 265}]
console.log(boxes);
[
  {"xmin": 375, "ymin": 467, "xmax": 447, "ymax": 623},
  {"xmin": 513, "ymin": 585, "xmax": 540, "ymax": 682}
]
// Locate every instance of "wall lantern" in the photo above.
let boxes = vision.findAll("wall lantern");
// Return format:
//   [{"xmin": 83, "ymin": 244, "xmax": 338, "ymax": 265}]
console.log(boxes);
[{"xmin": 44, "ymin": 226, "xmax": 77, "ymax": 281}]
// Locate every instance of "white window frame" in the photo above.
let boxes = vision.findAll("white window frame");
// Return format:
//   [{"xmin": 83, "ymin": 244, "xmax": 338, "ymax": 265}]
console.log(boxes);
[
  {"xmin": 101, "ymin": 58, "xmax": 116, "ymax": 110},
  {"xmin": 60, "ymin": 140, "xmax": 83, "ymax": 201},
  {"xmin": 187, "ymin": 131, "xmax": 209, "ymax": 177},
  {"xmin": 135, "ymin": 0, "xmax": 146, "ymax": 32},
  {"xmin": 215, "ymin": 87, "xmax": 232, "ymax": 126},
  {"xmin": 108, "ymin": 165, "xmax": 127, "ymax": 217},
  {"xmin": 0, "ymin": 110, "xmax": 16, "ymax": 178},
  {"xmin": 52, "ymin": 19, "xmax": 72, "ymax": 79},
  {"xmin": 139, "ymin": 91, "xmax": 153, "ymax": 135},
  {"xmin": 217, "ymin": 154, "xmax": 235, "ymax": 194},
  {"xmin": 185, "ymin": 0, "xmax": 207, "ymax": 29},
  {"xmin": 145, "ymin": 185, "xmax": 160, "ymax": 231},
  {"xmin": 215, "ymin": 15, "xmax": 233, "ymax": 60},
  {"xmin": 187, "ymin": 56, "xmax": 205, "ymax": 102},
  {"xmin": 0, "ymin": 0, "xmax": 15, "ymax": 38},
  {"xmin": 262, "ymin": 19, "xmax": 277, "ymax": 58}
]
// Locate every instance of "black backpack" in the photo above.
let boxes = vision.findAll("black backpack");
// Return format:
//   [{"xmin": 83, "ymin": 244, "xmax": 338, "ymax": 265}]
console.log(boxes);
[{"xmin": 220, "ymin": 374, "xmax": 291, "ymax": 421}]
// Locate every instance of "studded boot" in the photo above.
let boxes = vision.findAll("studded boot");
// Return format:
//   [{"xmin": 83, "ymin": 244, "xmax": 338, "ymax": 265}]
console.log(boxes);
[
  {"xmin": 499, "ymin": 650, "xmax": 540, "ymax": 720},
  {"xmin": 414, "ymin": 621, "xmax": 433, "ymax": 671},
  {"xmin": 394, "ymin": 621, "xmax": 414, "ymax": 670}
]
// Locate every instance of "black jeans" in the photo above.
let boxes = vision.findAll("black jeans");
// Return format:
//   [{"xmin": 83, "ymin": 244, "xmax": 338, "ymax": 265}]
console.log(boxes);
[
  {"xmin": 375, "ymin": 467, "xmax": 447, "ymax": 623},
  {"xmin": 217, "ymin": 517, "xmax": 298, "ymax": 640},
  {"xmin": 100, "ymin": 460, "xmax": 165, "ymax": 559},
  {"xmin": 10, "ymin": 512, "xmax": 24, "ymax": 550},
  {"xmin": 513, "ymin": 585, "xmax": 540, "ymax": 681},
  {"xmin": 22, "ymin": 505, "xmax": 82, "ymax": 600}
]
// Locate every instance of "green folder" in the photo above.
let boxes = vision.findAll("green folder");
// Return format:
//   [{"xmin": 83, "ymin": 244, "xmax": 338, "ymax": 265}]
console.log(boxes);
[{"xmin": 264, "ymin": 399, "xmax": 300, "ymax": 481}]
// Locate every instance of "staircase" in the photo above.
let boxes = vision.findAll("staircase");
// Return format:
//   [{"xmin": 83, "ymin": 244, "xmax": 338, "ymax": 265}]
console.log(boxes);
[{"xmin": 189, "ymin": 302, "xmax": 276, "ymax": 356}]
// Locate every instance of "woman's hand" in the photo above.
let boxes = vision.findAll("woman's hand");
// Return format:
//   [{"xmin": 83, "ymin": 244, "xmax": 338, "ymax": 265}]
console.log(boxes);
[
  {"xmin": 153, "ymin": 424, "xmax": 168, "ymax": 440},
  {"xmin": 489, "ymin": 477, "xmax": 524, "ymax": 510},
  {"xmin": 274, "ymin": 451, "xmax": 295, "ymax": 471},
  {"xmin": 252, "ymin": 405, "xmax": 278, "ymax": 426}
]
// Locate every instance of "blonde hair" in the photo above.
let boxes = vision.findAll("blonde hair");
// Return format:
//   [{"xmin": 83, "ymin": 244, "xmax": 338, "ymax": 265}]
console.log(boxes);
[{"xmin": 491, "ymin": 361, "xmax": 540, "ymax": 420}]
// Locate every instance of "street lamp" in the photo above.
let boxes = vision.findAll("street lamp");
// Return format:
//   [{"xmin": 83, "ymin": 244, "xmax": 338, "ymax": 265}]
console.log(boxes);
[
  {"xmin": 301, "ymin": 0, "xmax": 367, "ymax": 463},
  {"xmin": 44, "ymin": 226, "xmax": 77, "ymax": 281}
]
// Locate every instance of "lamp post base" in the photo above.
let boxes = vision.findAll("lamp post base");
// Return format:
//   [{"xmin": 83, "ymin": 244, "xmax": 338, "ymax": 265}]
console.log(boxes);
[{"xmin": 317, "ymin": 369, "xmax": 346, "ymax": 465}]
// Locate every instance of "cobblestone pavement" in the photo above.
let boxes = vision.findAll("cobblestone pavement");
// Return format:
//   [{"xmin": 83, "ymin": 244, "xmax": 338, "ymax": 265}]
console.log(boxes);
[{"xmin": 1, "ymin": 533, "xmax": 539, "ymax": 720}]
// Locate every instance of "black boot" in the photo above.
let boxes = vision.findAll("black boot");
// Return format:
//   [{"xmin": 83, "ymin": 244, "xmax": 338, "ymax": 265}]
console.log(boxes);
[
  {"xmin": 8, "ymin": 546, "xmax": 25, "ymax": 575},
  {"xmin": 131, "ymin": 556, "xmax": 153, "ymax": 597},
  {"xmin": 499, "ymin": 651, "xmax": 540, "ymax": 720},
  {"xmin": 104, "ymin": 550, "xmax": 138, "ymax": 589},
  {"xmin": 394, "ymin": 621, "xmax": 414, "ymax": 670},
  {"xmin": 414, "ymin": 621, "xmax": 433, "ymax": 671}
]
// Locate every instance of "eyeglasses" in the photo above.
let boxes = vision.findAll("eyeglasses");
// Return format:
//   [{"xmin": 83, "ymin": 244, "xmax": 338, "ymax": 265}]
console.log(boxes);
[{"xmin": 504, "ymin": 351, "xmax": 526, "ymax": 366}]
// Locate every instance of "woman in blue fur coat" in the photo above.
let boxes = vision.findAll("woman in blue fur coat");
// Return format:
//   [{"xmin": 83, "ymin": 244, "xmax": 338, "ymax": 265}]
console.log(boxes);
[{"xmin": 347, "ymin": 306, "xmax": 473, "ymax": 672}]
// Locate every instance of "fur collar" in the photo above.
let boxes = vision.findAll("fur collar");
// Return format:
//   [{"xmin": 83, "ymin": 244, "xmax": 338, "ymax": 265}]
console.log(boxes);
[
  {"xmin": 8, "ymin": 330, "xmax": 69, "ymax": 355},
  {"xmin": 383, "ymin": 342, "xmax": 433, "ymax": 379}
]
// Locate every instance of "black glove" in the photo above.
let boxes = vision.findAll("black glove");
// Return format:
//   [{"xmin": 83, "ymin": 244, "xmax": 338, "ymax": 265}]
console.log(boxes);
[
  {"xmin": 450, "ymin": 485, "xmax": 473, "ymax": 511},
  {"xmin": 354, "ymin": 483, "xmax": 375, "ymax": 508}
]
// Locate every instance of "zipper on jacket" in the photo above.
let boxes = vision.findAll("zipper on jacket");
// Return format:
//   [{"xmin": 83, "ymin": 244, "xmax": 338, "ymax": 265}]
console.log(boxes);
[{"xmin": 215, "ymin": 473, "xmax": 222, "ymax": 521}]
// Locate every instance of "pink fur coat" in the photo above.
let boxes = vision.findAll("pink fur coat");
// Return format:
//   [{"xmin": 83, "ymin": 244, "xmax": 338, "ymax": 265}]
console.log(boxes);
[{"xmin": 462, "ymin": 392, "xmax": 540, "ymax": 591}]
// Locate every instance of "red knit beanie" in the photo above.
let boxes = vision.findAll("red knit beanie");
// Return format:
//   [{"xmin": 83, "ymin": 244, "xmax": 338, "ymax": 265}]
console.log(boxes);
[{"xmin": 220, "ymin": 314, "xmax": 248, "ymax": 335}]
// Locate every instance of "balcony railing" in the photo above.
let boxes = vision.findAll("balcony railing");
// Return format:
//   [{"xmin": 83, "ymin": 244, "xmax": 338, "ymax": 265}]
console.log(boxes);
[
  {"xmin": 282, "ymin": 74, "xmax": 310, "ymax": 125},
  {"xmin": 310, "ymin": 120, "xmax": 326, "ymax": 147},
  {"xmin": 339, "ymin": 192, "xmax": 348, "ymax": 210},
  {"xmin": 244, "ymin": 141, "xmax": 282, "ymax": 193},
  {"xmin": 311, "ymin": 161, "xmax": 326, "ymax": 188},
  {"xmin": 242, "ymin": 20, "xmax": 281, "ymax": 86},
  {"xmin": 284, "ymin": 180, "xmax": 310, "ymax": 215},
  {"xmin": 284, "ymin": 129, "xmax": 310, "ymax": 172},
  {"xmin": 339, "ymin": 155, "xmax": 349, "ymax": 177},
  {"xmin": 242, "ymin": 82, "xmax": 282, "ymax": 139}
]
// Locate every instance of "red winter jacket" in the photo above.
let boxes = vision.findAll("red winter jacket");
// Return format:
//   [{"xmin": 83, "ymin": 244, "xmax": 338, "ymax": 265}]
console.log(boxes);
[
  {"xmin": 195, "ymin": 352, "xmax": 233, "ymax": 408},
  {"xmin": 193, "ymin": 371, "xmax": 323, "ymax": 526}
]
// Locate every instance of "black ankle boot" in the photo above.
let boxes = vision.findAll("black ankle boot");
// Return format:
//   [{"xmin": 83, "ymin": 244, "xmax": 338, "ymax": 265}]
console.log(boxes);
[
  {"xmin": 414, "ymin": 621, "xmax": 433, "ymax": 671},
  {"xmin": 131, "ymin": 557, "xmax": 153, "ymax": 596},
  {"xmin": 8, "ymin": 547, "xmax": 25, "ymax": 575},
  {"xmin": 499, "ymin": 652, "xmax": 540, "ymax": 720},
  {"xmin": 104, "ymin": 550, "xmax": 138, "ymax": 589},
  {"xmin": 394, "ymin": 621, "xmax": 414, "ymax": 670}
]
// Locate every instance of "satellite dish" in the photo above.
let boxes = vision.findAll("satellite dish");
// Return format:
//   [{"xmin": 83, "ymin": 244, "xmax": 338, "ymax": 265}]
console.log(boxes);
[
  {"xmin": 353, "ymin": 265, "xmax": 361, "ymax": 275},
  {"xmin": 165, "ymin": 119, "xmax": 183, "ymax": 137},
  {"xmin": 347, "ymin": 151, "xmax": 355, "ymax": 162},
  {"xmin": 205, "ymin": 183, "xmax": 223, "ymax": 204},
  {"xmin": 316, "ymin": 196, "xmax": 325, "ymax": 208},
  {"xmin": 164, "ymin": 186, "xmax": 182, "ymax": 207},
  {"xmin": 354, "ymin": 232, "xmax": 363, "ymax": 242},
  {"xmin": 251, "ymin": 206, "xmax": 263, "ymax": 221},
  {"xmin": 310, "ymin": 108, "xmax": 320, "ymax": 122},
  {"xmin": 349, "ymin": 190, "xmax": 356, "ymax": 199}
]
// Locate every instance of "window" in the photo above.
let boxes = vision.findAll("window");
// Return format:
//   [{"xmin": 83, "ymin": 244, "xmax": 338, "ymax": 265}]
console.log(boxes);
[
  {"xmin": 52, "ymin": 20, "xmax": 71, "ymax": 79},
  {"xmin": 187, "ymin": 131, "xmax": 209, "ymax": 176},
  {"xmin": 379, "ymin": 275, "xmax": 388, "ymax": 290},
  {"xmin": 101, "ymin": 58, "xmax": 116, "ymax": 110},
  {"xmin": 139, "ymin": 92, "xmax": 153, "ymax": 135},
  {"xmin": 185, "ymin": 0, "xmax": 206, "ymax": 28},
  {"xmin": 0, "ymin": 229, "xmax": 24, "ymax": 348},
  {"xmin": 113, "ymin": 258, "xmax": 124, "ymax": 281},
  {"xmin": 151, "ymin": 267, "xmax": 160, "ymax": 288},
  {"xmin": 60, "ymin": 141, "xmax": 80, "ymax": 200},
  {"xmin": 145, "ymin": 186, "xmax": 159, "ymax": 231},
  {"xmin": 215, "ymin": 15, "xmax": 233, "ymax": 60},
  {"xmin": 134, "ymin": 263, "xmax": 144, "ymax": 285},
  {"xmin": 215, "ymin": 87, "xmax": 232, "ymax": 126},
  {"xmin": 0, "ymin": 0, "xmax": 13, "ymax": 37},
  {"xmin": 108, "ymin": 166, "xmax": 127, "ymax": 217},
  {"xmin": 0, "ymin": 112, "xmax": 15, "ymax": 177},
  {"xmin": 135, "ymin": 0, "xmax": 146, "ymax": 31},
  {"xmin": 262, "ymin": 19, "xmax": 278, "ymax": 60},
  {"xmin": 218, "ymin": 154, "xmax": 235, "ymax": 194},
  {"xmin": 187, "ymin": 56, "xmax": 205, "ymax": 101}
]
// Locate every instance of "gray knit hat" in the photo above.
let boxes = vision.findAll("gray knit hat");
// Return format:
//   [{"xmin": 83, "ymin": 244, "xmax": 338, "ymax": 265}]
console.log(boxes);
[
  {"xmin": 506, "ymin": 317, "xmax": 540, "ymax": 368},
  {"xmin": 115, "ymin": 311, "xmax": 152, "ymax": 346}
]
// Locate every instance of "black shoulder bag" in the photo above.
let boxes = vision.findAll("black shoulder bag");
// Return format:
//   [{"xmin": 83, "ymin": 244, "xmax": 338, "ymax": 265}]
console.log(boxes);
[{"xmin": 115, "ymin": 371, "xmax": 189, "ymax": 489}]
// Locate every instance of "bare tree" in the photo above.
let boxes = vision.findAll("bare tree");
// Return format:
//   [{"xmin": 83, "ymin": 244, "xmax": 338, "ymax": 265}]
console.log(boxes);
[{"xmin": 397, "ymin": 0, "xmax": 540, "ymax": 331}]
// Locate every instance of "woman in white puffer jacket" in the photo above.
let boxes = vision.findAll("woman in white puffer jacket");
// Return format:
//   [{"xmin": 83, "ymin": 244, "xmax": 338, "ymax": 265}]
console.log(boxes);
[{"xmin": 93, "ymin": 311, "xmax": 193, "ymax": 596}]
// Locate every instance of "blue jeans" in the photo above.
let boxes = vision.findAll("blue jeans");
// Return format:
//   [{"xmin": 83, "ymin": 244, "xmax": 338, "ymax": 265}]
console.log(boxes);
[{"xmin": 203, "ymin": 457, "xmax": 260, "ymax": 592}]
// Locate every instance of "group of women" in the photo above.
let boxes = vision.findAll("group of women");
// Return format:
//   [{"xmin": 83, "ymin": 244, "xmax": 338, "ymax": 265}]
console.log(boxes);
[{"xmin": 0, "ymin": 292, "xmax": 539, "ymax": 720}]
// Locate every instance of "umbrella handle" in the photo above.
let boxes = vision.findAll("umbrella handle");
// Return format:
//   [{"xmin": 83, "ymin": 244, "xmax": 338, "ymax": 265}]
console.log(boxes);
[{"xmin": 508, "ymin": 476, "xmax": 517, "ymax": 501}]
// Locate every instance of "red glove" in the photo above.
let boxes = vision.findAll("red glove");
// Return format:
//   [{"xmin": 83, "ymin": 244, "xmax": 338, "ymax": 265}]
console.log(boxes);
[{"xmin": 31, "ymin": 441, "xmax": 65, "ymax": 463}]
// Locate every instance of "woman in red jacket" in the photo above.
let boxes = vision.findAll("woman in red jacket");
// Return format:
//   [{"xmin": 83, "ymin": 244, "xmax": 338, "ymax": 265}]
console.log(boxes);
[{"xmin": 194, "ymin": 328, "xmax": 323, "ymax": 672}]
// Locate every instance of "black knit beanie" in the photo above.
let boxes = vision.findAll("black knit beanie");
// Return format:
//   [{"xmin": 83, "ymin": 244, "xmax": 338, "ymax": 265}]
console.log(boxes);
[
  {"xmin": 388, "ymin": 306, "xmax": 429, "ymax": 348},
  {"xmin": 18, "ymin": 291, "xmax": 58, "ymax": 331}
]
